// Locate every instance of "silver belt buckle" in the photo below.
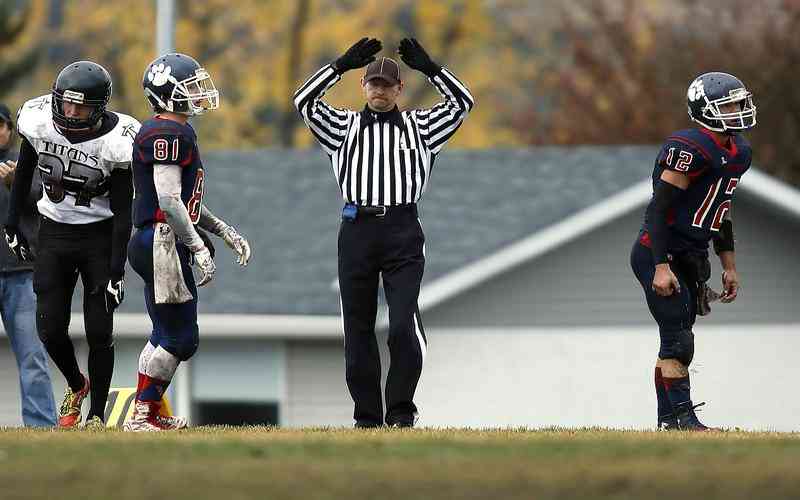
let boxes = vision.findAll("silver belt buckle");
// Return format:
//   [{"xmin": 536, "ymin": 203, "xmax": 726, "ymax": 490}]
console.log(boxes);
[{"xmin": 376, "ymin": 206, "xmax": 387, "ymax": 217}]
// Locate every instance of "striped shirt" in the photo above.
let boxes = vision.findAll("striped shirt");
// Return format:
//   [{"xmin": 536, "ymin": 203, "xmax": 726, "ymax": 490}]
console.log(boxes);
[{"xmin": 294, "ymin": 64, "xmax": 474, "ymax": 206}]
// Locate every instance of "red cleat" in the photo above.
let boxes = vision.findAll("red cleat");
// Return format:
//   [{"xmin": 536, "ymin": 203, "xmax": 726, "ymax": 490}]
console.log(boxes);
[{"xmin": 58, "ymin": 374, "xmax": 90, "ymax": 428}]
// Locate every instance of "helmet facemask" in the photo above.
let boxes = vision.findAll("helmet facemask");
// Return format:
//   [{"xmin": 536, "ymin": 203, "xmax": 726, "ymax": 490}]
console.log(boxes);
[
  {"xmin": 167, "ymin": 68, "xmax": 219, "ymax": 115},
  {"xmin": 701, "ymin": 88, "xmax": 756, "ymax": 133},
  {"xmin": 51, "ymin": 88, "xmax": 107, "ymax": 131}
]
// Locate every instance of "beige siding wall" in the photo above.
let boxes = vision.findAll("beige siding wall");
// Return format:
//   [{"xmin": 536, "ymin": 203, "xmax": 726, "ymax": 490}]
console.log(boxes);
[{"xmin": 284, "ymin": 340, "xmax": 352, "ymax": 427}]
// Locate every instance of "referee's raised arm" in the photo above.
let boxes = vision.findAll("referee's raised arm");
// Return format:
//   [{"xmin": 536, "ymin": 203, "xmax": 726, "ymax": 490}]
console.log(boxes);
[
  {"xmin": 293, "ymin": 38, "xmax": 382, "ymax": 156},
  {"xmin": 399, "ymin": 37, "xmax": 475, "ymax": 155}
]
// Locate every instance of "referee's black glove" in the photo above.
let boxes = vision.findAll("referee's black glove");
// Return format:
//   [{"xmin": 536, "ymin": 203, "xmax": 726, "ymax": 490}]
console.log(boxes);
[
  {"xmin": 398, "ymin": 38, "xmax": 441, "ymax": 77},
  {"xmin": 334, "ymin": 38, "xmax": 382, "ymax": 73}
]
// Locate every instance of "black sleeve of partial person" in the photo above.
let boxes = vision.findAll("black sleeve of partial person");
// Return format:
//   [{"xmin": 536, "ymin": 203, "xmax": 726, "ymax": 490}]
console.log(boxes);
[
  {"xmin": 7, "ymin": 137, "xmax": 37, "ymax": 227},
  {"xmin": 647, "ymin": 180, "xmax": 684, "ymax": 264},
  {"xmin": 109, "ymin": 169, "xmax": 133, "ymax": 281},
  {"xmin": 713, "ymin": 218, "xmax": 735, "ymax": 254}
]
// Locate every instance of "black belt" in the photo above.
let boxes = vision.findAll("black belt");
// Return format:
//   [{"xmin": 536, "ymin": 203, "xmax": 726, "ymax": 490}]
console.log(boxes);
[{"xmin": 342, "ymin": 203, "xmax": 417, "ymax": 221}]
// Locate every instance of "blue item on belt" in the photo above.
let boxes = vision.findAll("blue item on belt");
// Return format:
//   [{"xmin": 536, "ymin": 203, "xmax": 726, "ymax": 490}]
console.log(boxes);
[{"xmin": 342, "ymin": 203, "xmax": 358, "ymax": 221}]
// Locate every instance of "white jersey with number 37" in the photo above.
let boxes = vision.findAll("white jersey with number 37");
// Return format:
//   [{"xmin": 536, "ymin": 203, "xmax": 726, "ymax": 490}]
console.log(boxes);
[{"xmin": 16, "ymin": 94, "xmax": 140, "ymax": 224}]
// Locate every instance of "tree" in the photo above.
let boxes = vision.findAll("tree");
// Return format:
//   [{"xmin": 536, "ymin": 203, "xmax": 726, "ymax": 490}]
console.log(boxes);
[{"xmin": 0, "ymin": 0, "xmax": 46, "ymax": 101}]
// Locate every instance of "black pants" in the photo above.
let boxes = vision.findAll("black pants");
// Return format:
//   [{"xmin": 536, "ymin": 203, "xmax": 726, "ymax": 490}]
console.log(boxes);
[
  {"xmin": 338, "ymin": 204, "xmax": 427, "ymax": 425},
  {"xmin": 35, "ymin": 216, "xmax": 114, "ymax": 418}
]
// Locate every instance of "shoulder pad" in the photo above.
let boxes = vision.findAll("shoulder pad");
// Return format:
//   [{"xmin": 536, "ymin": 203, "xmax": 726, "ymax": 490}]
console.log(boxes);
[
  {"xmin": 16, "ymin": 95, "xmax": 52, "ymax": 143},
  {"xmin": 659, "ymin": 129, "xmax": 711, "ymax": 174},
  {"xmin": 135, "ymin": 121, "xmax": 196, "ymax": 167},
  {"xmin": 100, "ymin": 113, "xmax": 140, "ymax": 168}
]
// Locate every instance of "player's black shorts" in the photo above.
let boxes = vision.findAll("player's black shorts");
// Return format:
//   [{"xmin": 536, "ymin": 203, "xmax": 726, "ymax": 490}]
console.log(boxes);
[{"xmin": 34, "ymin": 216, "xmax": 113, "ymax": 295}]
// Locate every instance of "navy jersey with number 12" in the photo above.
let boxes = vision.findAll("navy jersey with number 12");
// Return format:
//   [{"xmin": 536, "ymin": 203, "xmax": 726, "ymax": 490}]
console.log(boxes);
[
  {"xmin": 132, "ymin": 117, "xmax": 204, "ymax": 228},
  {"xmin": 641, "ymin": 127, "xmax": 752, "ymax": 255}
]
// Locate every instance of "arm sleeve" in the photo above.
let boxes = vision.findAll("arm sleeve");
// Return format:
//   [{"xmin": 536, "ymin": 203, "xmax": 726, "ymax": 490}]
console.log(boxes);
[
  {"xmin": 108, "ymin": 168, "xmax": 133, "ymax": 280},
  {"xmin": 646, "ymin": 179, "xmax": 685, "ymax": 264},
  {"xmin": 153, "ymin": 164, "xmax": 205, "ymax": 252},
  {"xmin": 412, "ymin": 68, "xmax": 475, "ymax": 155},
  {"xmin": 293, "ymin": 64, "xmax": 352, "ymax": 155},
  {"xmin": 198, "ymin": 204, "xmax": 230, "ymax": 237},
  {"xmin": 7, "ymin": 137, "xmax": 37, "ymax": 227}
]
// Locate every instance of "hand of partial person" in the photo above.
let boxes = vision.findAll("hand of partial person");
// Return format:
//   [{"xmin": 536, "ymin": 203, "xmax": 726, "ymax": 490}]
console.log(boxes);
[
  {"xmin": 193, "ymin": 246, "xmax": 216, "ymax": 286},
  {"xmin": 334, "ymin": 37, "xmax": 382, "ymax": 73},
  {"xmin": 652, "ymin": 263, "xmax": 680, "ymax": 297},
  {"xmin": 221, "ymin": 226, "xmax": 251, "ymax": 267},
  {"xmin": 720, "ymin": 269, "xmax": 739, "ymax": 303},
  {"xmin": 104, "ymin": 277, "xmax": 124, "ymax": 312},
  {"xmin": 398, "ymin": 38, "xmax": 440, "ymax": 76},
  {"xmin": 0, "ymin": 161, "xmax": 16, "ymax": 188},
  {"xmin": 3, "ymin": 225, "xmax": 32, "ymax": 262}
]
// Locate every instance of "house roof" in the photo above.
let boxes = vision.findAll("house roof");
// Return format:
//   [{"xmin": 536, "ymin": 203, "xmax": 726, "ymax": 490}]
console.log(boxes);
[{"xmin": 85, "ymin": 146, "xmax": 798, "ymax": 318}]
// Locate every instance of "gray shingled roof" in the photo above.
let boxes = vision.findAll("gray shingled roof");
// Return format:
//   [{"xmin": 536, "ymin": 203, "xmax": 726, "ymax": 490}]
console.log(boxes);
[{"xmin": 87, "ymin": 146, "xmax": 657, "ymax": 316}]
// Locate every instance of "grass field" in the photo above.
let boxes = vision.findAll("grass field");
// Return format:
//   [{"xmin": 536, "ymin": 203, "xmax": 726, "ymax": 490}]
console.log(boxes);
[{"xmin": 3, "ymin": 427, "xmax": 800, "ymax": 500}]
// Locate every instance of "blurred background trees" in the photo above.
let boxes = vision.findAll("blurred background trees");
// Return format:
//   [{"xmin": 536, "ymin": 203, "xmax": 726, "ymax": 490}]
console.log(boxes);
[{"xmin": 0, "ymin": 0, "xmax": 797, "ymax": 185}]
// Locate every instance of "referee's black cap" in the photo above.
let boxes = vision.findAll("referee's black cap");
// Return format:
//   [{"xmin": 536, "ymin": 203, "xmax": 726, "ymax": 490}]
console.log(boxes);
[{"xmin": 364, "ymin": 57, "xmax": 401, "ymax": 86}]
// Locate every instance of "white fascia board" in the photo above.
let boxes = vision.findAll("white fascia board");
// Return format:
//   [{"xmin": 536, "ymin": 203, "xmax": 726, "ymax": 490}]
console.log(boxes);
[
  {"xmin": 418, "ymin": 179, "xmax": 653, "ymax": 313},
  {"xmin": 739, "ymin": 168, "xmax": 800, "ymax": 219},
  {"xmin": 418, "ymin": 167, "xmax": 800, "ymax": 315},
  {"xmin": 48, "ymin": 313, "xmax": 343, "ymax": 340}
]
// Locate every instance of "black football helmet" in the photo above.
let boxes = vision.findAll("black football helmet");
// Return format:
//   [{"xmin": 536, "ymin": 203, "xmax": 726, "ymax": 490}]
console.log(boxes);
[
  {"xmin": 687, "ymin": 72, "xmax": 756, "ymax": 134},
  {"xmin": 51, "ymin": 61, "xmax": 112, "ymax": 131},
  {"xmin": 143, "ymin": 53, "xmax": 219, "ymax": 115}
]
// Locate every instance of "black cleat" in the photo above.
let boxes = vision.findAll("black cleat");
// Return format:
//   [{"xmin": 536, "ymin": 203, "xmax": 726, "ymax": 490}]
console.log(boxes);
[
  {"xmin": 675, "ymin": 401, "xmax": 718, "ymax": 431},
  {"xmin": 354, "ymin": 420, "xmax": 382, "ymax": 429},
  {"xmin": 658, "ymin": 413, "xmax": 679, "ymax": 431}
]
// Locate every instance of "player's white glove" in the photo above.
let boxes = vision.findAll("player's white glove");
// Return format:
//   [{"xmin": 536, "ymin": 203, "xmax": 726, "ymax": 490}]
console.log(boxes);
[
  {"xmin": 221, "ymin": 226, "xmax": 251, "ymax": 267},
  {"xmin": 193, "ymin": 246, "xmax": 216, "ymax": 286}
]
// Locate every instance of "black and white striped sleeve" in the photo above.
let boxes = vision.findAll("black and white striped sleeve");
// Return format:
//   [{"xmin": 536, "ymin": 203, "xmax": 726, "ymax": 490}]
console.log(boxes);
[
  {"xmin": 413, "ymin": 68, "xmax": 475, "ymax": 155},
  {"xmin": 293, "ymin": 64, "xmax": 353, "ymax": 156}
]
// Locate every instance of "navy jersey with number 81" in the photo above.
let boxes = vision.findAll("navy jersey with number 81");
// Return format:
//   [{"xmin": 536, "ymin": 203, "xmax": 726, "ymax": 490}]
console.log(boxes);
[
  {"xmin": 642, "ymin": 127, "xmax": 752, "ymax": 255},
  {"xmin": 132, "ymin": 117, "xmax": 205, "ymax": 228}
]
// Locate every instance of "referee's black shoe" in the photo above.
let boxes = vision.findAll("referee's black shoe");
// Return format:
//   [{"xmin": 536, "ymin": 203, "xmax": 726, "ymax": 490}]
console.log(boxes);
[
  {"xmin": 387, "ymin": 414, "xmax": 416, "ymax": 428},
  {"xmin": 354, "ymin": 420, "xmax": 382, "ymax": 429}
]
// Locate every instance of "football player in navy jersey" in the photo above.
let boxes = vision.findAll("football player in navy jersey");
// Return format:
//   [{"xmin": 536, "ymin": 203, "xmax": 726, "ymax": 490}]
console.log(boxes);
[
  {"xmin": 4, "ymin": 61, "xmax": 139, "ymax": 429},
  {"xmin": 631, "ymin": 72, "xmax": 756, "ymax": 431},
  {"xmin": 124, "ymin": 53, "xmax": 251, "ymax": 432}
]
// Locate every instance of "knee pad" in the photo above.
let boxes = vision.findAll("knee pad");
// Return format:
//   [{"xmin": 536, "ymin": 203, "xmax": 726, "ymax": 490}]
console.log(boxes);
[
  {"xmin": 162, "ymin": 327, "xmax": 199, "ymax": 362},
  {"xmin": 146, "ymin": 346, "xmax": 180, "ymax": 381},
  {"xmin": 659, "ymin": 329, "xmax": 695, "ymax": 366}
]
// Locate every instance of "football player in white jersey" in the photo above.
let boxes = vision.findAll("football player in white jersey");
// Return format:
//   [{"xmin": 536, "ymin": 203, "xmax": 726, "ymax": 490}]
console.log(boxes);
[{"xmin": 3, "ymin": 61, "xmax": 140, "ymax": 429}]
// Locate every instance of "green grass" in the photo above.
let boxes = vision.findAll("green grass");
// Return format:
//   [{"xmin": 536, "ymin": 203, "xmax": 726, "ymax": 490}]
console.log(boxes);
[{"xmin": 2, "ymin": 427, "xmax": 800, "ymax": 500}]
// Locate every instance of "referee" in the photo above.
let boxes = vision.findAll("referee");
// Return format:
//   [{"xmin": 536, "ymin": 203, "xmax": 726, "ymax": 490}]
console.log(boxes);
[{"xmin": 294, "ymin": 37, "xmax": 474, "ymax": 428}]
